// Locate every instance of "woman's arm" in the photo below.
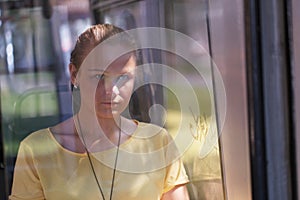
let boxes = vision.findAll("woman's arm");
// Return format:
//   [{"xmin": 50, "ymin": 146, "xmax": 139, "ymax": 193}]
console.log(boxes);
[
  {"xmin": 9, "ymin": 142, "xmax": 45, "ymax": 200},
  {"xmin": 161, "ymin": 184, "xmax": 190, "ymax": 200}
]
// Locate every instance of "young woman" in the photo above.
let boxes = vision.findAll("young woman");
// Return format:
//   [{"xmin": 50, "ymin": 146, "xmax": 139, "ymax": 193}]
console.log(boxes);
[{"xmin": 9, "ymin": 24, "xmax": 189, "ymax": 200}]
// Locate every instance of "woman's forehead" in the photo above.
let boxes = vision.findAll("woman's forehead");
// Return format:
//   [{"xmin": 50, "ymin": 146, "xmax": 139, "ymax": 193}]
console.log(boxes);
[
  {"xmin": 80, "ymin": 42, "xmax": 135, "ymax": 67},
  {"xmin": 84, "ymin": 55, "xmax": 136, "ymax": 74}
]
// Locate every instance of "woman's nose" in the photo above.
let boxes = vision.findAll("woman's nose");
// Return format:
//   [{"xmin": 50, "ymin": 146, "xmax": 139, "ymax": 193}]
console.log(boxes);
[{"xmin": 103, "ymin": 77, "xmax": 120, "ymax": 95}]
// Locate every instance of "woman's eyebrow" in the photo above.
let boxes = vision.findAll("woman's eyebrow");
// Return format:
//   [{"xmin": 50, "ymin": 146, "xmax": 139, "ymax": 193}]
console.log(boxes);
[
  {"xmin": 87, "ymin": 69, "xmax": 129, "ymax": 76},
  {"xmin": 87, "ymin": 69, "xmax": 105, "ymax": 72}
]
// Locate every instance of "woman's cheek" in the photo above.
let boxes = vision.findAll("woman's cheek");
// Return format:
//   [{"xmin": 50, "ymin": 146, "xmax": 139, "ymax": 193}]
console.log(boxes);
[{"xmin": 121, "ymin": 83, "xmax": 134, "ymax": 99}]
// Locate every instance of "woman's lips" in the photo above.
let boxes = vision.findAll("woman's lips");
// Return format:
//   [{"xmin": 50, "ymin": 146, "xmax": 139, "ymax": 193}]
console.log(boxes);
[{"xmin": 100, "ymin": 102, "xmax": 119, "ymax": 107}]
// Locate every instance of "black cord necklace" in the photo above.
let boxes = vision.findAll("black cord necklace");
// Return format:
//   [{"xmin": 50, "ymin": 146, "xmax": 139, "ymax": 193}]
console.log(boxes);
[{"xmin": 76, "ymin": 115, "xmax": 121, "ymax": 200}]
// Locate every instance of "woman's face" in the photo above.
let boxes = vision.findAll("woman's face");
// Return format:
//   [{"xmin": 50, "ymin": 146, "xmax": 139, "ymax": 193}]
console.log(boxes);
[{"xmin": 74, "ymin": 51, "xmax": 136, "ymax": 119}]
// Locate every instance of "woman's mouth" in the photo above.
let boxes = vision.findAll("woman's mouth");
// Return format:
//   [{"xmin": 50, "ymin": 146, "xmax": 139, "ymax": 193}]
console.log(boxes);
[{"xmin": 101, "ymin": 101, "xmax": 119, "ymax": 106}]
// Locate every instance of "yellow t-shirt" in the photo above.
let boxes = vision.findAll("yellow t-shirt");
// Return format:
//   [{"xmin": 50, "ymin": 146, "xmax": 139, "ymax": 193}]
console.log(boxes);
[{"xmin": 9, "ymin": 122, "xmax": 189, "ymax": 200}]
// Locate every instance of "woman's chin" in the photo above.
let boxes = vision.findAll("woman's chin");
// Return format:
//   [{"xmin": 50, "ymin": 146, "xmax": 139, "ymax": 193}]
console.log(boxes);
[{"xmin": 95, "ymin": 110, "xmax": 121, "ymax": 119}]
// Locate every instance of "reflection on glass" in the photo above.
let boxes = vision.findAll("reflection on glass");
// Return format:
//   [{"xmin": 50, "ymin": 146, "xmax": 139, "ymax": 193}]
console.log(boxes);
[
  {"xmin": 97, "ymin": 1, "xmax": 225, "ymax": 199},
  {"xmin": 163, "ymin": 52, "xmax": 224, "ymax": 200},
  {"xmin": 0, "ymin": 4, "xmax": 92, "ymax": 198},
  {"xmin": 1, "ymin": 0, "xmax": 228, "ymax": 198},
  {"xmin": 165, "ymin": 2, "xmax": 225, "ymax": 199}
]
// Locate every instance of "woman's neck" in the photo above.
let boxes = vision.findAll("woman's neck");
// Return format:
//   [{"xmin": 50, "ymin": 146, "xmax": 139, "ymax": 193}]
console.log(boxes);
[
  {"xmin": 97, "ymin": 117, "xmax": 121, "ymax": 139},
  {"xmin": 75, "ymin": 110, "xmax": 121, "ymax": 145}
]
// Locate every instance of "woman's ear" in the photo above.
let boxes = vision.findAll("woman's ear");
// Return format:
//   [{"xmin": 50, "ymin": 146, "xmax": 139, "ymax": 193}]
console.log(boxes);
[{"xmin": 69, "ymin": 63, "xmax": 78, "ymax": 85}]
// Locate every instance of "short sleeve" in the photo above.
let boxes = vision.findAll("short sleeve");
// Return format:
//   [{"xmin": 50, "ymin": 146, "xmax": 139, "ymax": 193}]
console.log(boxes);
[
  {"xmin": 9, "ymin": 142, "xmax": 45, "ymax": 200},
  {"xmin": 163, "ymin": 158, "xmax": 189, "ymax": 193},
  {"xmin": 163, "ymin": 131, "xmax": 189, "ymax": 193},
  {"xmin": 160, "ymin": 128, "xmax": 189, "ymax": 193}
]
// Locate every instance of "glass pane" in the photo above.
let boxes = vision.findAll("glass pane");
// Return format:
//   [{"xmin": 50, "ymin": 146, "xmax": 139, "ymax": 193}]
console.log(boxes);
[
  {"xmin": 207, "ymin": 0, "xmax": 252, "ymax": 199},
  {"xmin": 292, "ymin": 0, "xmax": 300, "ymax": 195},
  {"xmin": 94, "ymin": 0, "xmax": 251, "ymax": 199},
  {"xmin": 94, "ymin": 1, "xmax": 231, "ymax": 199},
  {"xmin": 165, "ymin": 1, "xmax": 225, "ymax": 199},
  {"xmin": 1, "ymin": 0, "xmax": 252, "ymax": 199},
  {"xmin": 1, "ymin": 2, "xmax": 92, "ymax": 198}
]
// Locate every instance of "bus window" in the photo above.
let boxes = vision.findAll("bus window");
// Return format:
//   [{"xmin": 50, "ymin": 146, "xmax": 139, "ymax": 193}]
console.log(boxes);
[
  {"xmin": 92, "ymin": 0, "xmax": 229, "ymax": 199},
  {"xmin": 92, "ymin": 0, "xmax": 252, "ymax": 199},
  {"xmin": 1, "ymin": 0, "xmax": 253, "ymax": 199},
  {"xmin": 164, "ymin": 1, "xmax": 225, "ymax": 199},
  {"xmin": 0, "ymin": 1, "xmax": 92, "ymax": 198}
]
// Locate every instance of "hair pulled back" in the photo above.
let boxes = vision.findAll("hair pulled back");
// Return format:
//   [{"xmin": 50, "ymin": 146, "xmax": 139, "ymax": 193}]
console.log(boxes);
[{"xmin": 70, "ymin": 24, "xmax": 137, "ymax": 70}]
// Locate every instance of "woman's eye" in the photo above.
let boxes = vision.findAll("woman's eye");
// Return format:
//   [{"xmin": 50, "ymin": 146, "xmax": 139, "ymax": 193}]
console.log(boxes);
[
  {"xmin": 95, "ymin": 74, "xmax": 104, "ymax": 80},
  {"xmin": 116, "ymin": 75, "xmax": 129, "ymax": 85},
  {"xmin": 118, "ymin": 75, "xmax": 129, "ymax": 82}
]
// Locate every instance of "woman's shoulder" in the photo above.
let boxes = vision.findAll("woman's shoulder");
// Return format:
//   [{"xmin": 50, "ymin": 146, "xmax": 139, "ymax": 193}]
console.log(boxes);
[
  {"xmin": 22, "ymin": 128, "xmax": 52, "ymax": 144},
  {"xmin": 137, "ymin": 120, "xmax": 165, "ymax": 128},
  {"xmin": 135, "ymin": 121, "xmax": 169, "ymax": 139},
  {"xmin": 18, "ymin": 128, "xmax": 56, "ymax": 156}
]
